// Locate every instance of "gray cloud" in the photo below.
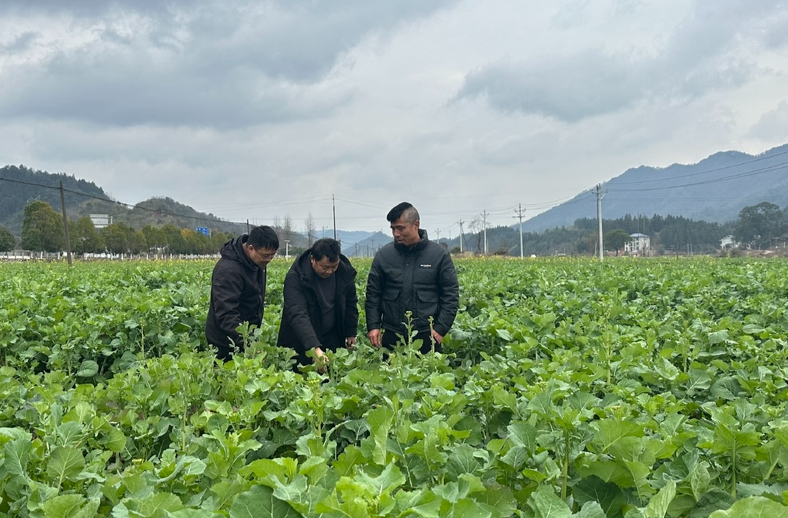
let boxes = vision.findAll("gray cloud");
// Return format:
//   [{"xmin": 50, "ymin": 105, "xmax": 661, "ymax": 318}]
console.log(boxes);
[
  {"xmin": 750, "ymin": 100, "xmax": 788, "ymax": 141},
  {"xmin": 454, "ymin": 0, "xmax": 788, "ymax": 121},
  {"xmin": 0, "ymin": 0, "xmax": 458, "ymax": 127}
]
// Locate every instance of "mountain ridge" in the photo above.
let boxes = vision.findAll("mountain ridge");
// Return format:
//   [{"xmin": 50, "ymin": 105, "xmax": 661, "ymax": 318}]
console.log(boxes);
[{"xmin": 521, "ymin": 143, "xmax": 788, "ymax": 232}]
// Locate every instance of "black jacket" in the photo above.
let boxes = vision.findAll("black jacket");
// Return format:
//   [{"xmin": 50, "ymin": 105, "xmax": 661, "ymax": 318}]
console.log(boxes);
[
  {"xmin": 277, "ymin": 250, "xmax": 359, "ymax": 364},
  {"xmin": 205, "ymin": 235, "xmax": 266, "ymax": 351},
  {"xmin": 365, "ymin": 229, "xmax": 459, "ymax": 337}
]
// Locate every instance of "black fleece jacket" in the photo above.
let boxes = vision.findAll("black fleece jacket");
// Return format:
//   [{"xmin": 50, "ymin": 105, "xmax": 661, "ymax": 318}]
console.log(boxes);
[{"xmin": 205, "ymin": 235, "xmax": 266, "ymax": 350}]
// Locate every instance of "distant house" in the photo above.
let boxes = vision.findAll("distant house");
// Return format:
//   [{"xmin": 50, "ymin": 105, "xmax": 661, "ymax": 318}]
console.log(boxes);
[
  {"xmin": 720, "ymin": 235, "xmax": 739, "ymax": 248},
  {"xmin": 624, "ymin": 233, "xmax": 651, "ymax": 256}
]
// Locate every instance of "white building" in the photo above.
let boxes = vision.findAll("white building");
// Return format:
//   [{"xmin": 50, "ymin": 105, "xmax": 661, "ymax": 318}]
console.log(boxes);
[
  {"xmin": 720, "ymin": 235, "xmax": 739, "ymax": 249},
  {"xmin": 624, "ymin": 233, "xmax": 651, "ymax": 255}
]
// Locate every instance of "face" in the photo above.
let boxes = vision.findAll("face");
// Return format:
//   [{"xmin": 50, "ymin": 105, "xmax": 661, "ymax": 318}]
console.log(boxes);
[
  {"xmin": 246, "ymin": 244, "xmax": 277, "ymax": 268},
  {"xmin": 311, "ymin": 256, "xmax": 341, "ymax": 278},
  {"xmin": 390, "ymin": 216, "xmax": 420, "ymax": 246}
]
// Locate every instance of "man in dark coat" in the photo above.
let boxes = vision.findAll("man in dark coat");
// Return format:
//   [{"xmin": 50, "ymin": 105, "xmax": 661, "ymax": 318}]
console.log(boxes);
[
  {"xmin": 277, "ymin": 238, "xmax": 359, "ymax": 366},
  {"xmin": 206, "ymin": 225, "xmax": 279, "ymax": 360},
  {"xmin": 366, "ymin": 202, "xmax": 459, "ymax": 354}
]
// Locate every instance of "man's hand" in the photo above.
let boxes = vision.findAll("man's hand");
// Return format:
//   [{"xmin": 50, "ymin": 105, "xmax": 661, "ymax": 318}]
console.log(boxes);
[
  {"xmin": 345, "ymin": 336, "xmax": 357, "ymax": 349},
  {"xmin": 431, "ymin": 329, "xmax": 444, "ymax": 344},
  {"xmin": 367, "ymin": 329, "xmax": 381, "ymax": 348},
  {"xmin": 314, "ymin": 347, "xmax": 328, "ymax": 371}
]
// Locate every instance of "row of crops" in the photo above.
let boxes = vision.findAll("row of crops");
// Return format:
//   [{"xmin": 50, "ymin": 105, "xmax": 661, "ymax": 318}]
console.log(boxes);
[{"xmin": 1, "ymin": 258, "xmax": 788, "ymax": 517}]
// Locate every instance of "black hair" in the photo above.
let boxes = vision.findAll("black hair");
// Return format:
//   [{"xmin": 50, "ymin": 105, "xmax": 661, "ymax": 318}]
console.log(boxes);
[
  {"xmin": 386, "ymin": 202, "xmax": 419, "ymax": 224},
  {"xmin": 310, "ymin": 238, "xmax": 341, "ymax": 262},
  {"xmin": 248, "ymin": 225, "xmax": 279, "ymax": 251}
]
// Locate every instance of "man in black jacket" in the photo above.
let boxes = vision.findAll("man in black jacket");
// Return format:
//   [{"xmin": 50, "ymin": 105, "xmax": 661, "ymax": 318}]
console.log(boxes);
[
  {"xmin": 277, "ymin": 238, "xmax": 359, "ymax": 366},
  {"xmin": 205, "ymin": 225, "xmax": 279, "ymax": 360},
  {"xmin": 366, "ymin": 202, "xmax": 459, "ymax": 353}
]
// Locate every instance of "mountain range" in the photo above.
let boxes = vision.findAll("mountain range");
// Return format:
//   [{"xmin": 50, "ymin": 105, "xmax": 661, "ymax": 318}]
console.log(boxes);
[
  {"xmin": 3, "ymin": 142, "xmax": 786, "ymax": 251},
  {"xmin": 521, "ymin": 143, "xmax": 788, "ymax": 232}
]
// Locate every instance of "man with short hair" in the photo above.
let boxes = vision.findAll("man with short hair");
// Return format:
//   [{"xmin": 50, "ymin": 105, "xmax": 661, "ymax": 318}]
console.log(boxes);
[
  {"xmin": 277, "ymin": 238, "xmax": 359, "ymax": 366},
  {"xmin": 206, "ymin": 225, "xmax": 279, "ymax": 360},
  {"xmin": 366, "ymin": 202, "xmax": 459, "ymax": 353}
]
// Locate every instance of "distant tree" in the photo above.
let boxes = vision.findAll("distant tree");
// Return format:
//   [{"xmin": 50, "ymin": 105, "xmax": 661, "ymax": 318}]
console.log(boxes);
[
  {"xmin": 734, "ymin": 202, "xmax": 782, "ymax": 248},
  {"xmin": 71, "ymin": 217, "xmax": 103, "ymax": 254},
  {"xmin": 0, "ymin": 226, "xmax": 16, "ymax": 252},
  {"xmin": 142, "ymin": 225, "xmax": 168, "ymax": 252},
  {"xmin": 282, "ymin": 214, "xmax": 294, "ymax": 245},
  {"xmin": 161, "ymin": 224, "xmax": 186, "ymax": 254},
  {"xmin": 605, "ymin": 229, "xmax": 632, "ymax": 255},
  {"xmin": 128, "ymin": 230, "xmax": 147, "ymax": 254},
  {"xmin": 209, "ymin": 232, "xmax": 231, "ymax": 253},
  {"xmin": 21, "ymin": 200, "xmax": 64, "ymax": 252},
  {"xmin": 468, "ymin": 217, "xmax": 483, "ymax": 253},
  {"xmin": 305, "ymin": 213, "xmax": 317, "ymax": 247},
  {"xmin": 102, "ymin": 223, "xmax": 134, "ymax": 254}
]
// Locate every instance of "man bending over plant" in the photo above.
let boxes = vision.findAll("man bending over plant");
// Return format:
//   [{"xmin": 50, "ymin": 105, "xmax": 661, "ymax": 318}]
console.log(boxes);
[{"xmin": 205, "ymin": 225, "xmax": 279, "ymax": 360}]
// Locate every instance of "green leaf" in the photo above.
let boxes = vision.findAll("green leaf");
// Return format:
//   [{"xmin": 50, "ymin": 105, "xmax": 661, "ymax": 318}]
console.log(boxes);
[
  {"xmin": 593, "ymin": 419, "xmax": 644, "ymax": 453},
  {"xmin": 507, "ymin": 421, "xmax": 538, "ymax": 451},
  {"xmin": 529, "ymin": 485, "xmax": 572, "ymax": 518},
  {"xmin": 76, "ymin": 360, "xmax": 99, "ymax": 377},
  {"xmin": 476, "ymin": 485, "xmax": 517, "ymax": 518},
  {"xmin": 103, "ymin": 428, "xmax": 127, "ymax": 453},
  {"xmin": 358, "ymin": 463, "xmax": 406, "ymax": 497},
  {"xmin": 573, "ymin": 476, "xmax": 627, "ymax": 518},
  {"xmin": 168, "ymin": 510, "xmax": 224, "ymax": 518},
  {"xmin": 46, "ymin": 446, "xmax": 86, "ymax": 485},
  {"xmin": 643, "ymin": 480, "xmax": 675, "ymax": 518},
  {"xmin": 3, "ymin": 437, "xmax": 31, "ymax": 480},
  {"xmin": 708, "ymin": 496, "xmax": 788, "ymax": 517},
  {"xmin": 364, "ymin": 407, "xmax": 394, "ymax": 466},
  {"xmin": 230, "ymin": 485, "xmax": 301, "ymax": 518},
  {"xmin": 573, "ymin": 502, "xmax": 606, "ymax": 518},
  {"xmin": 40, "ymin": 494, "xmax": 85, "ymax": 518}
]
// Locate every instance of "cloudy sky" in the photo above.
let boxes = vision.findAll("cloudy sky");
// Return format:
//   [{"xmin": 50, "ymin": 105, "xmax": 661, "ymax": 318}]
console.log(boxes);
[{"xmin": 1, "ymin": 0, "xmax": 787, "ymax": 235}]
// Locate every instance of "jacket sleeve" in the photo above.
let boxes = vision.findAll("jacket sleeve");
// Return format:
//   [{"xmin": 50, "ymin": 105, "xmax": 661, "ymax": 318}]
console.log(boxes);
[
  {"xmin": 365, "ymin": 257, "xmax": 383, "ymax": 331},
  {"xmin": 344, "ymin": 273, "xmax": 360, "ymax": 338},
  {"xmin": 434, "ymin": 252, "xmax": 459, "ymax": 336},
  {"xmin": 211, "ymin": 263, "xmax": 246, "ymax": 347},
  {"xmin": 282, "ymin": 271, "xmax": 322, "ymax": 353}
]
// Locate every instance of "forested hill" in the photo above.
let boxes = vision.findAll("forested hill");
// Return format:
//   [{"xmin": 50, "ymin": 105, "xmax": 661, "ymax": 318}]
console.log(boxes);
[
  {"xmin": 522, "ymin": 143, "xmax": 788, "ymax": 232},
  {"xmin": 0, "ymin": 165, "xmax": 107, "ymax": 221},
  {"xmin": 0, "ymin": 165, "xmax": 245, "ymax": 236}
]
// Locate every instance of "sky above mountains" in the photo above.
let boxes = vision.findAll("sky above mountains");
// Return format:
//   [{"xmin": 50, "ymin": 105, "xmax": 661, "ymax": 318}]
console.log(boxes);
[{"xmin": 1, "ymin": 0, "xmax": 787, "ymax": 234}]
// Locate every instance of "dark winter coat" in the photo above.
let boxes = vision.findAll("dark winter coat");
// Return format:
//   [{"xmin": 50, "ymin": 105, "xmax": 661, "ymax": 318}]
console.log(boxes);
[
  {"xmin": 365, "ymin": 229, "xmax": 459, "ymax": 338},
  {"xmin": 205, "ymin": 235, "xmax": 266, "ymax": 353},
  {"xmin": 277, "ymin": 250, "xmax": 359, "ymax": 365}
]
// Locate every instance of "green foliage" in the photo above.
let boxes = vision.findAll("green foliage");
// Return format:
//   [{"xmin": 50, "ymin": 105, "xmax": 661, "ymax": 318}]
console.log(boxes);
[
  {"xmin": 70, "ymin": 217, "xmax": 103, "ymax": 254},
  {"xmin": 604, "ymin": 229, "xmax": 632, "ymax": 254},
  {"xmin": 0, "ymin": 258, "xmax": 787, "ymax": 516},
  {"xmin": 0, "ymin": 226, "xmax": 16, "ymax": 251},
  {"xmin": 734, "ymin": 201, "xmax": 784, "ymax": 248},
  {"xmin": 21, "ymin": 200, "xmax": 64, "ymax": 252}
]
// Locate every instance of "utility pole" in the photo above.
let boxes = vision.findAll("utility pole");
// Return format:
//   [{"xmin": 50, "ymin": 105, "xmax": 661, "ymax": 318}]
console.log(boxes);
[
  {"xmin": 285, "ymin": 240, "xmax": 290, "ymax": 259},
  {"xmin": 458, "ymin": 219, "xmax": 465, "ymax": 253},
  {"xmin": 514, "ymin": 203, "xmax": 526, "ymax": 259},
  {"xmin": 59, "ymin": 181, "xmax": 72, "ymax": 266},
  {"xmin": 436, "ymin": 228, "xmax": 441, "ymax": 242},
  {"xmin": 481, "ymin": 210, "xmax": 488, "ymax": 255},
  {"xmin": 595, "ymin": 184, "xmax": 606, "ymax": 262},
  {"xmin": 332, "ymin": 194, "xmax": 337, "ymax": 240}
]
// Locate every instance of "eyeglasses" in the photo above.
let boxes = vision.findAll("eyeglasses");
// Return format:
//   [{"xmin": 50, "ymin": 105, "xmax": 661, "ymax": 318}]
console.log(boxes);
[{"xmin": 250, "ymin": 246, "xmax": 277, "ymax": 260}]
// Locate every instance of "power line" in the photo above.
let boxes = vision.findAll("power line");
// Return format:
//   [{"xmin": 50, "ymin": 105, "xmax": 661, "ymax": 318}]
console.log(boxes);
[
  {"xmin": 609, "ymin": 162, "xmax": 788, "ymax": 192},
  {"xmin": 613, "ymin": 150, "xmax": 788, "ymax": 186}
]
